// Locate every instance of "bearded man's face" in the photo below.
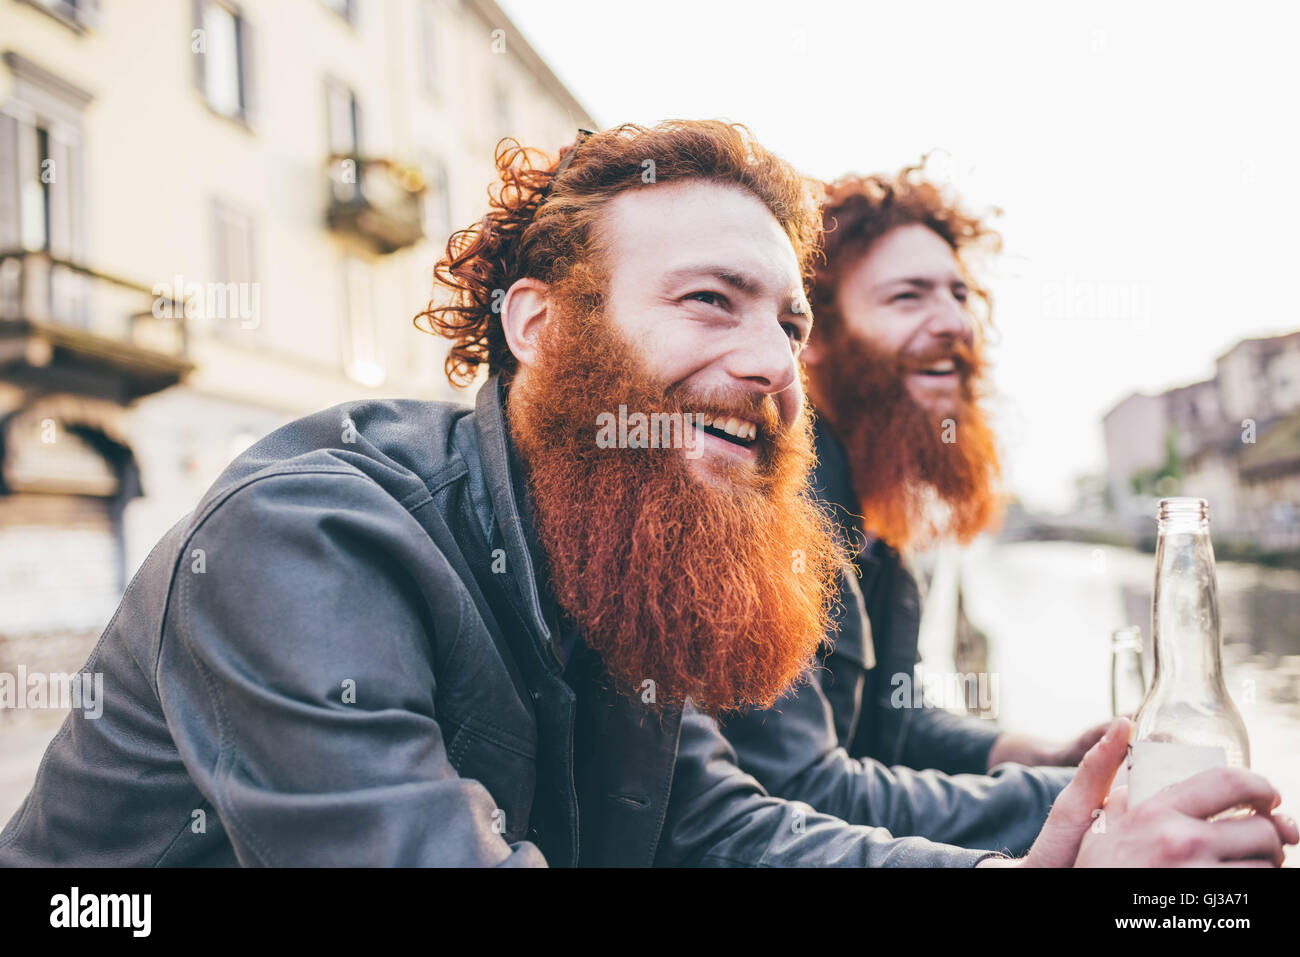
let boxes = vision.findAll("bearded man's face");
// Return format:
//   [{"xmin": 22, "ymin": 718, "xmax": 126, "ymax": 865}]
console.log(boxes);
[
  {"xmin": 804, "ymin": 222, "xmax": 1003, "ymax": 550},
  {"xmin": 504, "ymin": 180, "xmax": 842, "ymax": 717}
]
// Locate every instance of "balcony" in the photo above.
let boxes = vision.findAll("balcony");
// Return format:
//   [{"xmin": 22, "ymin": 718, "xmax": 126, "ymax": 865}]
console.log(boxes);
[
  {"xmin": 0, "ymin": 251, "xmax": 193, "ymax": 403},
  {"xmin": 325, "ymin": 155, "xmax": 426, "ymax": 254}
]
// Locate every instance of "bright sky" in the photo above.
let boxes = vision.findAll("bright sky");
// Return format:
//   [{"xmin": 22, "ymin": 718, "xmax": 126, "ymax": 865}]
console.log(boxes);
[{"xmin": 498, "ymin": 0, "xmax": 1300, "ymax": 511}]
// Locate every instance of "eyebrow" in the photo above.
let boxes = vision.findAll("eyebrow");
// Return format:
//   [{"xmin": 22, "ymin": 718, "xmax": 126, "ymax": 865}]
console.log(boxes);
[
  {"xmin": 663, "ymin": 265, "xmax": 810, "ymax": 316},
  {"xmin": 878, "ymin": 275, "xmax": 968, "ymax": 293}
]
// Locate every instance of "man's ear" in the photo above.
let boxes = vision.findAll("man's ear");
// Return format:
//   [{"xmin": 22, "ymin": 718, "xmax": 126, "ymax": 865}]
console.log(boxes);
[{"xmin": 500, "ymin": 277, "xmax": 551, "ymax": 370}]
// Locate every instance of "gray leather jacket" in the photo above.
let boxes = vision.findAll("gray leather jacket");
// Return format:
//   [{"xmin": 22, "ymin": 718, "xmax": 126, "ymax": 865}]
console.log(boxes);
[
  {"xmin": 721, "ymin": 421, "xmax": 1073, "ymax": 856},
  {"xmin": 0, "ymin": 376, "xmax": 1001, "ymax": 867}
]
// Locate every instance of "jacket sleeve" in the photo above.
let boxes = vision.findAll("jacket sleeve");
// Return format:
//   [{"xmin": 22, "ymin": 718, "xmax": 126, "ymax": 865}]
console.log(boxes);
[
  {"xmin": 156, "ymin": 469, "xmax": 546, "ymax": 867},
  {"xmin": 722, "ymin": 674, "xmax": 1071, "ymax": 856},
  {"xmin": 900, "ymin": 700, "xmax": 1003, "ymax": 775},
  {"xmin": 657, "ymin": 705, "xmax": 1006, "ymax": 867},
  {"xmin": 866, "ymin": 549, "xmax": 1004, "ymax": 775}
]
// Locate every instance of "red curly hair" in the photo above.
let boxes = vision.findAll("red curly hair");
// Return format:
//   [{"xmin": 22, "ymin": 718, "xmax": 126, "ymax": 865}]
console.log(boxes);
[
  {"xmin": 415, "ymin": 120, "xmax": 821, "ymax": 388},
  {"xmin": 813, "ymin": 162, "xmax": 1002, "ymax": 338}
]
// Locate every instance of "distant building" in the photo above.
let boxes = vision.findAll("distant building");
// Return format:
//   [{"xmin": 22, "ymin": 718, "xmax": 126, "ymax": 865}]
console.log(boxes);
[
  {"xmin": 1216, "ymin": 331, "xmax": 1300, "ymax": 425},
  {"xmin": 1101, "ymin": 390, "xmax": 1168, "ymax": 521},
  {"xmin": 1101, "ymin": 330, "xmax": 1300, "ymax": 546},
  {"xmin": 0, "ymin": 0, "xmax": 595, "ymax": 710},
  {"xmin": 1237, "ymin": 410, "xmax": 1300, "ymax": 548}
]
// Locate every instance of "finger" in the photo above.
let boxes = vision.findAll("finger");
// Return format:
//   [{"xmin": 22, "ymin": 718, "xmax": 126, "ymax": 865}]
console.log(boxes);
[
  {"xmin": 1203, "ymin": 815, "xmax": 1287, "ymax": 866},
  {"xmin": 1048, "ymin": 717, "xmax": 1131, "ymax": 822},
  {"xmin": 1158, "ymin": 767, "xmax": 1280, "ymax": 820},
  {"xmin": 1269, "ymin": 811, "xmax": 1299, "ymax": 846},
  {"xmin": 1023, "ymin": 721, "xmax": 1134, "ymax": 867}
]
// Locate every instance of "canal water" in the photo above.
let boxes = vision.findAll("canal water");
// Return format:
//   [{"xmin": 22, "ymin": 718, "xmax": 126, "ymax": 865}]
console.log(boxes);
[{"xmin": 936, "ymin": 538, "xmax": 1300, "ymax": 864}]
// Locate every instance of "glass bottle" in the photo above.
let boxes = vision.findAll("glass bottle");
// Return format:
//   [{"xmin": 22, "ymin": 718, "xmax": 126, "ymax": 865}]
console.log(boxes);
[
  {"xmin": 1127, "ymin": 498, "xmax": 1250, "ymax": 807},
  {"xmin": 1110, "ymin": 626, "xmax": 1146, "ymax": 717}
]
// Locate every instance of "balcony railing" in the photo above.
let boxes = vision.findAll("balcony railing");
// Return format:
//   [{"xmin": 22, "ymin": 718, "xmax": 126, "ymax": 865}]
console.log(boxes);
[
  {"xmin": 325, "ymin": 154, "xmax": 427, "ymax": 254},
  {"xmin": 0, "ymin": 250, "xmax": 192, "ymax": 402}
]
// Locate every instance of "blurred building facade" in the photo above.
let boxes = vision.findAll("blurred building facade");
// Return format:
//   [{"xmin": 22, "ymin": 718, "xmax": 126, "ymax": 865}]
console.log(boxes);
[
  {"xmin": 0, "ymin": 0, "xmax": 594, "ymax": 708},
  {"xmin": 1102, "ymin": 330, "xmax": 1300, "ymax": 547}
]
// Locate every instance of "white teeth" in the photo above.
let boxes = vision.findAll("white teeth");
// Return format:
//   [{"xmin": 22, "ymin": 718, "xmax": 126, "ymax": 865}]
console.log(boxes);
[
  {"xmin": 925, "ymin": 360, "xmax": 956, "ymax": 373},
  {"xmin": 696, "ymin": 414, "xmax": 757, "ymax": 442}
]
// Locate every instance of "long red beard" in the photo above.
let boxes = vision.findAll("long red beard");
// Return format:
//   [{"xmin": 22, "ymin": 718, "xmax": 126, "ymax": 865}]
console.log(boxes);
[
  {"xmin": 807, "ymin": 332, "xmax": 1003, "ymax": 551},
  {"xmin": 507, "ymin": 299, "xmax": 843, "ymax": 717}
]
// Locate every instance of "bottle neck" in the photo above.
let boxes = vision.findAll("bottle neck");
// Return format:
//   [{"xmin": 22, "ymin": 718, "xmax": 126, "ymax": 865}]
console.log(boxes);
[{"xmin": 1151, "ymin": 517, "xmax": 1223, "ymax": 694}]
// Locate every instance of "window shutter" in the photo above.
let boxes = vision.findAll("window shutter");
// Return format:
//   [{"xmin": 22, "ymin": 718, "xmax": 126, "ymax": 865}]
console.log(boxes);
[
  {"xmin": 191, "ymin": 0, "xmax": 207, "ymax": 95},
  {"xmin": 0, "ymin": 113, "xmax": 19, "ymax": 250}
]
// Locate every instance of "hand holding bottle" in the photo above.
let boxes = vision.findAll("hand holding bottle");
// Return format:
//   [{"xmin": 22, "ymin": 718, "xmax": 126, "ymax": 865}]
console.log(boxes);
[{"xmin": 979, "ymin": 717, "xmax": 1298, "ymax": 867}]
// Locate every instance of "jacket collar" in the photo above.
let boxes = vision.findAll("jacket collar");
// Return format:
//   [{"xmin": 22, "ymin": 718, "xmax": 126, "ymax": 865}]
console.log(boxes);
[
  {"xmin": 473, "ymin": 373, "xmax": 556, "ymax": 657},
  {"xmin": 812, "ymin": 417, "xmax": 871, "ymax": 563}
]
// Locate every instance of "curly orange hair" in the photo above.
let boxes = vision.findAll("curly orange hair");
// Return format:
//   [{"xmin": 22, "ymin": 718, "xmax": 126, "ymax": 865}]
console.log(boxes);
[
  {"xmin": 812, "ymin": 163, "xmax": 1002, "ymax": 338},
  {"xmin": 415, "ymin": 120, "xmax": 821, "ymax": 388}
]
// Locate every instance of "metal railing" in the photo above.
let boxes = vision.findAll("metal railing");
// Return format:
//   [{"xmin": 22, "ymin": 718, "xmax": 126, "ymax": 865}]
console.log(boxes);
[
  {"xmin": 325, "ymin": 154, "xmax": 426, "ymax": 253},
  {"xmin": 0, "ymin": 249, "xmax": 188, "ymax": 358}
]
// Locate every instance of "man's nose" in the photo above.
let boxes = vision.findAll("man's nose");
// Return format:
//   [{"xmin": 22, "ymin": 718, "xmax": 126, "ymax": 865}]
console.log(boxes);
[
  {"xmin": 926, "ymin": 291, "xmax": 976, "ymax": 344},
  {"xmin": 727, "ymin": 318, "xmax": 798, "ymax": 396}
]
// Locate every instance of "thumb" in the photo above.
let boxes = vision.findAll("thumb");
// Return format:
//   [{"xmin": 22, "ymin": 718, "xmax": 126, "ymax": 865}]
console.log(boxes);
[
  {"xmin": 1024, "ymin": 717, "xmax": 1132, "ymax": 867},
  {"xmin": 1057, "ymin": 717, "xmax": 1131, "ymax": 816}
]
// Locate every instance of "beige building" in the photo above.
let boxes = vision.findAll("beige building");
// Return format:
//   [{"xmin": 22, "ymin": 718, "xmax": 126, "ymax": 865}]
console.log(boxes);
[
  {"xmin": 1101, "ymin": 330, "xmax": 1300, "ymax": 543},
  {"xmin": 0, "ymin": 0, "xmax": 595, "ymax": 719}
]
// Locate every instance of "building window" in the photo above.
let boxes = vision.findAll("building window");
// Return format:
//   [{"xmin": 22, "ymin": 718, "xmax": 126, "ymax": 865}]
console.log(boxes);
[
  {"xmin": 326, "ymin": 79, "xmax": 360, "ymax": 158},
  {"xmin": 211, "ymin": 199, "xmax": 258, "ymax": 336},
  {"xmin": 342, "ymin": 257, "xmax": 384, "ymax": 387},
  {"xmin": 194, "ymin": 0, "xmax": 254, "ymax": 125},
  {"xmin": 18, "ymin": 0, "xmax": 98, "ymax": 33},
  {"xmin": 19, "ymin": 126, "xmax": 52, "ymax": 252},
  {"xmin": 0, "ymin": 54, "xmax": 92, "ymax": 325}
]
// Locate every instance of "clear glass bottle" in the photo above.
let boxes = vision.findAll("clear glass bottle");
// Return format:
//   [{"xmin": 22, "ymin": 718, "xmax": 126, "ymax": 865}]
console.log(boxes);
[
  {"xmin": 1110, "ymin": 626, "xmax": 1146, "ymax": 717},
  {"xmin": 1127, "ymin": 498, "xmax": 1250, "ymax": 807}
]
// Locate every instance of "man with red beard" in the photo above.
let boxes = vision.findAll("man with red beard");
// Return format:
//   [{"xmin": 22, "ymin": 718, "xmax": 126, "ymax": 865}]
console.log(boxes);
[
  {"xmin": 722, "ymin": 168, "xmax": 1123, "ymax": 855},
  {"xmin": 2, "ymin": 126, "xmax": 1291, "ymax": 869}
]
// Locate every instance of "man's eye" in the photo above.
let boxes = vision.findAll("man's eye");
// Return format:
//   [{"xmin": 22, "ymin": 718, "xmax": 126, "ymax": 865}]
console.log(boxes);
[
  {"xmin": 953, "ymin": 287, "xmax": 969, "ymax": 303},
  {"xmin": 890, "ymin": 292, "xmax": 918, "ymax": 303},
  {"xmin": 783, "ymin": 322, "xmax": 808, "ymax": 345},
  {"xmin": 685, "ymin": 291, "xmax": 728, "ymax": 308}
]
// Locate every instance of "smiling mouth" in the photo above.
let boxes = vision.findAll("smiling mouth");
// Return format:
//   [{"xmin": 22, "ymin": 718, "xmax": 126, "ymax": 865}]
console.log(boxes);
[
  {"xmin": 913, "ymin": 358, "xmax": 959, "ymax": 377},
  {"xmin": 694, "ymin": 413, "xmax": 759, "ymax": 449}
]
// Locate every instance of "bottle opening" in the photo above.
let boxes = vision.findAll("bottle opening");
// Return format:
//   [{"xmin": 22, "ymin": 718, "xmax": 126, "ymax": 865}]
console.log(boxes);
[
  {"xmin": 1111, "ymin": 625, "xmax": 1142, "ymax": 648},
  {"xmin": 1157, "ymin": 497, "xmax": 1209, "ymax": 524}
]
